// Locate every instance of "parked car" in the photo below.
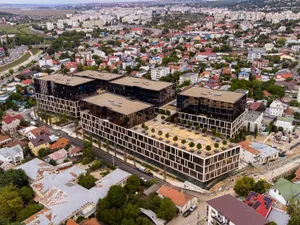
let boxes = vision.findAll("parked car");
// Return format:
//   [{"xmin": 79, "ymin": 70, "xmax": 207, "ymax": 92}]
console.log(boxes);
[
  {"xmin": 183, "ymin": 209, "xmax": 192, "ymax": 217},
  {"xmin": 190, "ymin": 205, "xmax": 197, "ymax": 212}
]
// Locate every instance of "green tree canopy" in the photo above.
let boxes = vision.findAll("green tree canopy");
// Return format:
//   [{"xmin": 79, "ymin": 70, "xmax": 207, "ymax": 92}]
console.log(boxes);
[
  {"xmin": 157, "ymin": 198, "xmax": 177, "ymax": 221},
  {"xmin": 0, "ymin": 169, "xmax": 28, "ymax": 188},
  {"xmin": 19, "ymin": 186, "xmax": 34, "ymax": 204},
  {"xmin": 78, "ymin": 174, "xmax": 96, "ymax": 189},
  {"xmin": 124, "ymin": 175, "xmax": 141, "ymax": 194},
  {"xmin": 106, "ymin": 185, "xmax": 127, "ymax": 208},
  {"xmin": 0, "ymin": 185, "xmax": 23, "ymax": 220},
  {"xmin": 233, "ymin": 176, "xmax": 255, "ymax": 197}
]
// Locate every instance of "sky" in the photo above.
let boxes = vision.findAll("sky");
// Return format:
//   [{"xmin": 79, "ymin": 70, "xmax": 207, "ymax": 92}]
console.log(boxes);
[{"xmin": 1, "ymin": 0, "xmax": 128, "ymax": 4}]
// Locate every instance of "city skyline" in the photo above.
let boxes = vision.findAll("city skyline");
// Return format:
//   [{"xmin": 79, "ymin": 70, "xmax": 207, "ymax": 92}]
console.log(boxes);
[{"xmin": 1, "ymin": 0, "xmax": 142, "ymax": 4}]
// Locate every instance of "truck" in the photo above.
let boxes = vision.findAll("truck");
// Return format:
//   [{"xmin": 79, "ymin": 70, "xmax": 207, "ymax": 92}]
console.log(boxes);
[{"xmin": 138, "ymin": 166, "xmax": 151, "ymax": 174}]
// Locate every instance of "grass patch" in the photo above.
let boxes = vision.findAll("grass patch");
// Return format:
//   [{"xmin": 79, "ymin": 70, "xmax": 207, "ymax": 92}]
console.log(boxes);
[
  {"xmin": 31, "ymin": 48, "xmax": 40, "ymax": 55},
  {"xmin": 0, "ymin": 52, "xmax": 31, "ymax": 73}
]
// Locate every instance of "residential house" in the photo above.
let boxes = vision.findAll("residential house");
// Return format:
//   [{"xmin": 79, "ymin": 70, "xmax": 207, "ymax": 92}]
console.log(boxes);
[
  {"xmin": 49, "ymin": 137, "xmax": 70, "ymax": 151},
  {"xmin": 275, "ymin": 70, "xmax": 293, "ymax": 81},
  {"xmin": 28, "ymin": 135, "xmax": 51, "ymax": 156},
  {"xmin": 179, "ymin": 73, "xmax": 199, "ymax": 85},
  {"xmin": 151, "ymin": 66, "xmax": 170, "ymax": 81},
  {"xmin": 0, "ymin": 144, "xmax": 24, "ymax": 165},
  {"xmin": 269, "ymin": 178, "xmax": 300, "ymax": 205},
  {"xmin": 195, "ymin": 51, "xmax": 217, "ymax": 62},
  {"xmin": 269, "ymin": 100, "xmax": 287, "ymax": 117},
  {"xmin": 238, "ymin": 71, "xmax": 250, "ymax": 81},
  {"xmin": 2, "ymin": 114, "xmax": 23, "ymax": 138},
  {"xmin": 27, "ymin": 126, "xmax": 50, "ymax": 140},
  {"xmin": 239, "ymin": 141, "xmax": 279, "ymax": 166},
  {"xmin": 0, "ymin": 135, "xmax": 12, "ymax": 146},
  {"xmin": 68, "ymin": 146, "xmax": 83, "ymax": 159},
  {"xmin": 66, "ymin": 218, "xmax": 102, "ymax": 225},
  {"xmin": 244, "ymin": 191, "xmax": 274, "ymax": 218},
  {"xmin": 19, "ymin": 158, "xmax": 130, "ymax": 225},
  {"xmin": 244, "ymin": 111, "xmax": 263, "ymax": 133},
  {"xmin": 275, "ymin": 117, "xmax": 294, "ymax": 133},
  {"xmin": 157, "ymin": 185, "xmax": 197, "ymax": 213},
  {"xmin": 206, "ymin": 194, "xmax": 269, "ymax": 225},
  {"xmin": 46, "ymin": 149, "xmax": 68, "ymax": 164}
]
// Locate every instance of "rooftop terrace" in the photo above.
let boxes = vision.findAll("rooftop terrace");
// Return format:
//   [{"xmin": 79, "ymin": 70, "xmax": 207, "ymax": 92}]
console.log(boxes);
[
  {"xmin": 132, "ymin": 117, "xmax": 237, "ymax": 158},
  {"xmin": 179, "ymin": 87, "xmax": 245, "ymax": 104},
  {"xmin": 109, "ymin": 77, "xmax": 174, "ymax": 91},
  {"xmin": 74, "ymin": 70, "xmax": 123, "ymax": 81},
  {"xmin": 37, "ymin": 74, "xmax": 94, "ymax": 86},
  {"xmin": 82, "ymin": 93, "xmax": 153, "ymax": 116}
]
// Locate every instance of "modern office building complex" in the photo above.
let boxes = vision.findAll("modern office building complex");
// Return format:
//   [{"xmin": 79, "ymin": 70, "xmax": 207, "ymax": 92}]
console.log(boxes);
[
  {"xmin": 80, "ymin": 94, "xmax": 240, "ymax": 187},
  {"xmin": 108, "ymin": 77, "xmax": 176, "ymax": 106},
  {"xmin": 34, "ymin": 71, "xmax": 122, "ymax": 118},
  {"xmin": 177, "ymin": 87, "xmax": 247, "ymax": 138}
]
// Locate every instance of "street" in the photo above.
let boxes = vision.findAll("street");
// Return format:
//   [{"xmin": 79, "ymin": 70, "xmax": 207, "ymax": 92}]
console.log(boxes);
[{"xmin": 0, "ymin": 45, "xmax": 28, "ymax": 65}]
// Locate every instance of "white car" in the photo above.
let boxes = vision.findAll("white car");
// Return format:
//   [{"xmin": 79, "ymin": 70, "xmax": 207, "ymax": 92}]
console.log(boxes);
[{"xmin": 190, "ymin": 205, "xmax": 197, "ymax": 212}]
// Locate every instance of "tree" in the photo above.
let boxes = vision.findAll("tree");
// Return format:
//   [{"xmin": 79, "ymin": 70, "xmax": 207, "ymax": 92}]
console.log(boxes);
[
  {"xmin": 0, "ymin": 217, "xmax": 23, "ymax": 225},
  {"xmin": 82, "ymin": 141, "xmax": 95, "ymax": 164},
  {"xmin": 173, "ymin": 136, "xmax": 178, "ymax": 142},
  {"xmin": 0, "ymin": 169, "xmax": 28, "ymax": 188},
  {"xmin": 106, "ymin": 185, "xmax": 127, "ymax": 208},
  {"xmin": 19, "ymin": 186, "xmax": 34, "ymax": 203},
  {"xmin": 214, "ymin": 143, "xmax": 219, "ymax": 148},
  {"xmin": 165, "ymin": 133, "xmax": 170, "ymax": 140},
  {"xmin": 16, "ymin": 203, "xmax": 43, "ymax": 222},
  {"xmin": 0, "ymin": 185, "xmax": 23, "ymax": 220},
  {"xmin": 38, "ymin": 148, "xmax": 48, "ymax": 158},
  {"xmin": 233, "ymin": 176, "xmax": 255, "ymax": 197},
  {"xmin": 122, "ymin": 203, "xmax": 140, "ymax": 219},
  {"xmin": 189, "ymin": 142, "xmax": 195, "ymax": 148},
  {"xmin": 124, "ymin": 175, "xmax": 140, "ymax": 194},
  {"xmin": 78, "ymin": 174, "xmax": 96, "ymax": 189},
  {"xmin": 151, "ymin": 128, "xmax": 155, "ymax": 134},
  {"xmin": 181, "ymin": 140, "xmax": 186, "ymax": 145},
  {"xmin": 90, "ymin": 160, "xmax": 102, "ymax": 171},
  {"xmin": 277, "ymin": 38, "xmax": 286, "ymax": 47},
  {"xmin": 288, "ymin": 200, "xmax": 300, "ymax": 225},
  {"xmin": 157, "ymin": 198, "xmax": 176, "ymax": 221},
  {"xmin": 8, "ymin": 69, "xmax": 13, "ymax": 75},
  {"xmin": 222, "ymin": 140, "xmax": 227, "ymax": 145},
  {"xmin": 197, "ymin": 143, "xmax": 202, "ymax": 150},
  {"xmin": 158, "ymin": 130, "xmax": 163, "ymax": 136},
  {"xmin": 254, "ymin": 180, "xmax": 271, "ymax": 194},
  {"xmin": 206, "ymin": 145, "xmax": 211, "ymax": 151}
]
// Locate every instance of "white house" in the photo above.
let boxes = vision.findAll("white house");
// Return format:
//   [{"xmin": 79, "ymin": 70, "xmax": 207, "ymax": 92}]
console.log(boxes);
[
  {"xmin": 239, "ymin": 141, "xmax": 279, "ymax": 166},
  {"xmin": 244, "ymin": 111, "xmax": 263, "ymax": 133},
  {"xmin": 179, "ymin": 73, "xmax": 199, "ymax": 85},
  {"xmin": 157, "ymin": 185, "xmax": 197, "ymax": 213},
  {"xmin": 206, "ymin": 194, "xmax": 269, "ymax": 225},
  {"xmin": 275, "ymin": 117, "xmax": 294, "ymax": 133},
  {"xmin": 151, "ymin": 66, "xmax": 170, "ymax": 81},
  {"xmin": 0, "ymin": 144, "xmax": 24, "ymax": 165},
  {"xmin": 269, "ymin": 178, "xmax": 300, "ymax": 206},
  {"xmin": 269, "ymin": 100, "xmax": 287, "ymax": 117},
  {"xmin": 39, "ymin": 57, "xmax": 54, "ymax": 68}
]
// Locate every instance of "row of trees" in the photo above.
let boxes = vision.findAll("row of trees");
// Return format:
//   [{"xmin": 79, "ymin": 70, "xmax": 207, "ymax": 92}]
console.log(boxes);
[
  {"xmin": 0, "ymin": 169, "xmax": 42, "ymax": 223},
  {"xmin": 233, "ymin": 176, "xmax": 271, "ymax": 197},
  {"xmin": 96, "ymin": 176, "xmax": 177, "ymax": 225}
]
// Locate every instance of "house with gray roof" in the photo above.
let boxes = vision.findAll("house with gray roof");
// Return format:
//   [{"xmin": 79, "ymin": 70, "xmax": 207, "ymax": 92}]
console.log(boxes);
[
  {"xmin": 19, "ymin": 159, "xmax": 131, "ymax": 225},
  {"xmin": 0, "ymin": 144, "xmax": 23, "ymax": 165}
]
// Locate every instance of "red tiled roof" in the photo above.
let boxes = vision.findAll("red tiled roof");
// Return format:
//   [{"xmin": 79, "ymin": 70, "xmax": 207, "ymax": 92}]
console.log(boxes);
[
  {"xmin": 49, "ymin": 137, "xmax": 70, "ymax": 150},
  {"xmin": 263, "ymin": 90, "xmax": 272, "ymax": 97},
  {"xmin": 3, "ymin": 114, "xmax": 23, "ymax": 124},
  {"xmin": 249, "ymin": 102, "xmax": 261, "ymax": 111},
  {"xmin": 22, "ymin": 79, "xmax": 33, "ymax": 85},
  {"xmin": 158, "ymin": 185, "xmax": 194, "ymax": 207}
]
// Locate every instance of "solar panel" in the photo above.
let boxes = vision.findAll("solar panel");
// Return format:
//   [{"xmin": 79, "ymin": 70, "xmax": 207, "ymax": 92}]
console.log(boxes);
[{"xmin": 253, "ymin": 201, "xmax": 260, "ymax": 209}]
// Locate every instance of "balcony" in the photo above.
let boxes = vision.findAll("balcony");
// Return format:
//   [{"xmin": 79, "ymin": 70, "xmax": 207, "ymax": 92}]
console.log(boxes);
[{"xmin": 212, "ymin": 216, "xmax": 230, "ymax": 225}]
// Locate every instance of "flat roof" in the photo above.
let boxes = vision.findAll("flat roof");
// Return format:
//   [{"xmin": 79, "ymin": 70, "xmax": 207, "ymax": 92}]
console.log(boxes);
[
  {"xmin": 179, "ymin": 87, "xmax": 245, "ymax": 104},
  {"xmin": 132, "ymin": 119, "xmax": 237, "ymax": 158},
  {"xmin": 207, "ymin": 194, "xmax": 269, "ymax": 225},
  {"xmin": 82, "ymin": 93, "xmax": 152, "ymax": 115},
  {"xmin": 109, "ymin": 77, "xmax": 173, "ymax": 91},
  {"xmin": 74, "ymin": 70, "xmax": 123, "ymax": 81},
  {"xmin": 37, "ymin": 74, "xmax": 94, "ymax": 86}
]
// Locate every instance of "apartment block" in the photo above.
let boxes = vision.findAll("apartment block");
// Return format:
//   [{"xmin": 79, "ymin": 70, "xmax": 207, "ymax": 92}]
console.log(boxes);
[
  {"xmin": 207, "ymin": 194, "xmax": 269, "ymax": 225},
  {"xmin": 108, "ymin": 77, "xmax": 175, "ymax": 106},
  {"xmin": 80, "ymin": 93, "xmax": 240, "ymax": 187},
  {"xmin": 151, "ymin": 66, "xmax": 170, "ymax": 81},
  {"xmin": 177, "ymin": 87, "xmax": 247, "ymax": 138}
]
